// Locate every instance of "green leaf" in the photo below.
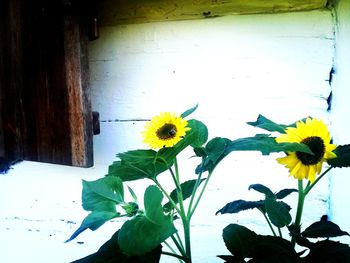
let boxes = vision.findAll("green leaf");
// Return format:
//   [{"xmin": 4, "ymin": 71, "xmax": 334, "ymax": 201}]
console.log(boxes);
[
  {"xmin": 249, "ymin": 235, "xmax": 300, "ymax": 263},
  {"xmin": 328, "ymin": 144, "xmax": 350, "ymax": 168},
  {"xmin": 181, "ymin": 104, "xmax": 198, "ymax": 118},
  {"xmin": 108, "ymin": 150, "xmax": 169, "ymax": 181},
  {"xmin": 187, "ymin": 119, "xmax": 208, "ymax": 148},
  {"xmin": 66, "ymin": 211, "xmax": 120, "ymax": 242},
  {"xmin": 71, "ymin": 230, "xmax": 162, "ymax": 263},
  {"xmin": 248, "ymin": 184, "xmax": 275, "ymax": 198},
  {"xmin": 127, "ymin": 185, "xmax": 138, "ymax": 202},
  {"xmin": 304, "ymin": 240, "xmax": 350, "ymax": 263},
  {"xmin": 144, "ymin": 185, "xmax": 168, "ymax": 223},
  {"xmin": 195, "ymin": 137, "xmax": 231, "ymax": 174},
  {"xmin": 302, "ymin": 220, "xmax": 350, "ymax": 238},
  {"xmin": 118, "ymin": 186, "xmax": 176, "ymax": 256},
  {"xmin": 66, "ymin": 176, "xmax": 125, "ymax": 242},
  {"xmin": 193, "ymin": 146, "xmax": 207, "ymax": 158},
  {"xmin": 247, "ymin": 114, "xmax": 289, "ymax": 133},
  {"xmin": 158, "ymin": 119, "xmax": 208, "ymax": 162},
  {"xmin": 226, "ymin": 134, "xmax": 313, "ymax": 156},
  {"xmin": 216, "ymin": 200, "xmax": 265, "ymax": 215},
  {"xmin": 265, "ymin": 198, "xmax": 292, "ymax": 228},
  {"xmin": 275, "ymin": 188, "xmax": 298, "ymax": 200},
  {"xmin": 82, "ymin": 176, "xmax": 124, "ymax": 211},
  {"xmin": 164, "ymin": 178, "xmax": 206, "ymax": 211},
  {"xmin": 223, "ymin": 224, "xmax": 257, "ymax": 259}
]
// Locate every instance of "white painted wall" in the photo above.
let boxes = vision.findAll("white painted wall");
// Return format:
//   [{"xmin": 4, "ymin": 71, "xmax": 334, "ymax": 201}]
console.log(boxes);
[
  {"xmin": 329, "ymin": 0, "xmax": 350, "ymax": 234},
  {"xmin": 1, "ymin": 4, "xmax": 349, "ymax": 263}
]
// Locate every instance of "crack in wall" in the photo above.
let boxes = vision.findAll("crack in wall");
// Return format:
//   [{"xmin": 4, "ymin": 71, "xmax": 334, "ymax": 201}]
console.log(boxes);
[{"xmin": 101, "ymin": 119, "xmax": 150, "ymax": 123}]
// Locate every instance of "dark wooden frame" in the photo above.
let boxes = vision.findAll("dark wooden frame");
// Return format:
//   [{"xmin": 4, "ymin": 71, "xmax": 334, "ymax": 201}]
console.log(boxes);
[{"xmin": 0, "ymin": 0, "xmax": 94, "ymax": 167}]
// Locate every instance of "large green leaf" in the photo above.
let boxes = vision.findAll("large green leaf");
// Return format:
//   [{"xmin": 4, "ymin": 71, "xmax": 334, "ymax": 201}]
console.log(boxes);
[
  {"xmin": 118, "ymin": 186, "xmax": 176, "ymax": 256},
  {"xmin": 216, "ymin": 200, "xmax": 265, "ymax": 215},
  {"xmin": 108, "ymin": 150, "xmax": 169, "ymax": 181},
  {"xmin": 248, "ymin": 184, "xmax": 275, "ymax": 198},
  {"xmin": 71, "ymin": 230, "xmax": 162, "ymax": 263},
  {"xmin": 302, "ymin": 220, "xmax": 349, "ymax": 238},
  {"xmin": 164, "ymin": 178, "xmax": 206, "ymax": 211},
  {"xmin": 66, "ymin": 211, "xmax": 120, "ymax": 242},
  {"xmin": 247, "ymin": 115, "xmax": 290, "ymax": 133},
  {"xmin": 223, "ymin": 224, "xmax": 257, "ymax": 259},
  {"xmin": 275, "ymin": 188, "xmax": 298, "ymax": 200},
  {"xmin": 248, "ymin": 235, "xmax": 300, "ymax": 263},
  {"xmin": 187, "ymin": 119, "xmax": 208, "ymax": 148},
  {"xmin": 195, "ymin": 137, "xmax": 231, "ymax": 174},
  {"xmin": 196, "ymin": 135, "xmax": 312, "ymax": 174},
  {"xmin": 227, "ymin": 134, "xmax": 313, "ymax": 156},
  {"xmin": 247, "ymin": 115, "xmax": 305, "ymax": 134},
  {"xmin": 328, "ymin": 144, "xmax": 350, "ymax": 168},
  {"xmin": 82, "ymin": 176, "xmax": 124, "ymax": 211},
  {"xmin": 265, "ymin": 198, "xmax": 292, "ymax": 228},
  {"xmin": 304, "ymin": 240, "xmax": 350, "ymax": 263},
  {"xmin": 222, "ymin": 227, "xmax": 300, "ymax": 263},
  {"xmin": 66, "ymin": 176, "xmax": 125, "ymax": 242}
]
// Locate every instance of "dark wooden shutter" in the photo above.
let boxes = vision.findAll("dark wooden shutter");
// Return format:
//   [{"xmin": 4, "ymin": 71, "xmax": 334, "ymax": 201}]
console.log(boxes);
[{"xmin": 0, "ymin": 0, "xmax": 93, "ymax": 167}]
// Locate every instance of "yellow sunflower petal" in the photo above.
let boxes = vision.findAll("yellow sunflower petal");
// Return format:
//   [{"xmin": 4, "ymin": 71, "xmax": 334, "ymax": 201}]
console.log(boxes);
[
  {"xmin": 307, "ymin": 165, "xmax": 317, "ymax": 183},
  {"xmin": 142, "ymin": 112, "xmax": 190, "ymax": 149},
  {"xmin": 275, "ymin": 117, "xmax": 337, "ymax": 183}
]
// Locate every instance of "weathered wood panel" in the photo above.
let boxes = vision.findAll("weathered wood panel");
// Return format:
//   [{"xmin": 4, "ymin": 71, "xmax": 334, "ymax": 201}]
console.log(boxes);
[
  {"xmin": 98, "ymin": 0, "xmax": 328, "ymax": 25},
  {"xmin": 0, "ymin": 0, "xmax": 93, "ymax": 167}
]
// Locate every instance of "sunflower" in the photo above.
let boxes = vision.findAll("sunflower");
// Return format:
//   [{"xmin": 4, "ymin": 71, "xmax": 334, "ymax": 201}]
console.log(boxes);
[
  {"xmin": 142, "ymin": 112, "xmax": 191, "ymax": 149},
  {"xmin": 276, "ymin": 117, "xmax": 337, "ymax": 183}
]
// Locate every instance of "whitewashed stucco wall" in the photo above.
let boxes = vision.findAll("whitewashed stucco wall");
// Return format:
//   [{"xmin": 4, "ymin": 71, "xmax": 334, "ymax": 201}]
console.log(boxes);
[
  {"xmin": 329, "ymin": 0, "xmax": 350, "ymax": 234},
  {"xmin": 89, "ymin": 9, "xmax": 335, "ymax": 262},
  {"xmin": 1, "ymin": 4, "xmax": 349, "ymax": 263}
]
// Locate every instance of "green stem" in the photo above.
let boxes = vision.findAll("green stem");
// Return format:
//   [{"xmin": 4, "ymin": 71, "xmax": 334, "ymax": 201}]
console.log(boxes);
[
  {"xmin": 173, "ymin": 158, "xmax": 187, "ymax": 218},
  {"xmin": 172, "ymin": 159, "xmax": 191, "ymax": 262},
  {"xmin": 304, "ymin": 166, "xmax": 333, "ymax": 195},
  {"xmin": 153, "ymin": 178, "xmax": 182, "ymax": 216},
  {"xmin": 259, "ymin": 209, "xmax": 277, "ymax": 236},
  {"xmin": 187, "ymin": 170, "xmax": 203, "ymax": 216},
  {"xmin": 188, "ymin": 169, "xmax": 214, "ymax": 219},
  {"xmin": 278, "ymin": 227, "xmax": 283, "ymax": 238},
  {"xmin": 163, "ymin": 240, "xmax": 183, "ymax": 263},
  {"xmin": 183, "ymin": 217, "xmax": 192, "ymax": 263},
  {"xmin": 292, "ymin": 180, "xmax": 305, "ymax": 247},
  {"xmin": 170, "ymin": 235, "xmax": 186, "ymax": 258},
  {"xmin": 174, "ymin": 231, "xmax": 185, "ymax": 253},
  {"xmin": 161, "ymin": 251, "xmax": 188, "ymax": 262},
  {"xmin": 155, "ymin": 157, "xmax": 191, "ymax": 263}
]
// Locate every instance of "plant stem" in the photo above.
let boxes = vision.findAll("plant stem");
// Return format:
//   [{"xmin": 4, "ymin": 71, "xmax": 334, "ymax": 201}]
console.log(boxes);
[
  {"xmin": 173, "ymin": 158, "xmax": 187, "ymax": 219},
  {"xmin": 259, "ymin": 209, "xmax": 277, "ymax": 236},
  {"xmin": 153, "ymin": 178, "xmax": 182, "ymax": 215},
  {"xmin": 188, "ymin": 169, "xmax": 214, "ymax": 219},
  {"xmin": 174, "ymin": 231, "xmax": 185, "ymax": 254},
  {"xmin": 161, "ymin": 251, "xmax": 188, "ymax": 262},
  {"xmin": 187, "ymin": 171, "xmax": 203, "ymax": 216},
  {"xmin": 182, "ymin": 217, "xmax": 192, "ymax": 263},
  {"xmin": 292, "ymin": 179, "xmax": 305, "ymax": 247},
  {"xmin": 278, "ymin": 227, "xmax": 283, "ymax": 238},
  {"xmin": 304, "ymin": 166, "xmax": 333, "ymax": 195},
  {"xmin": 170, "ymin": 235, "xmax": 186, "ymax": 258}
]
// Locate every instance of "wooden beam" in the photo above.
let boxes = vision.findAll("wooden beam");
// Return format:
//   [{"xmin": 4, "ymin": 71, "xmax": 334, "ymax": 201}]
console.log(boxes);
[{"xmin": 98, "ymin": 0, "xmax": 328, "ymax": 26}]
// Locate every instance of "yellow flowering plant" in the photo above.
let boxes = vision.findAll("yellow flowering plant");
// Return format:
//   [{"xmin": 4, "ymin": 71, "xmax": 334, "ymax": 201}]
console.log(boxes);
[
  {"xmin": 67, "ymin": 107, "xmax": 350, "ymax": 263},
  {"xmin": 217, "ymin": 115, "xmax": 350, "ymax": 263}
]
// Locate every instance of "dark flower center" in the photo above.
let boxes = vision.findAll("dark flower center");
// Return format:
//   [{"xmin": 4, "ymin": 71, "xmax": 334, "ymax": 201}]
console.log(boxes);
[
  {"xmin": 296, "ymin": 136, "xmax": 325, "ymax": 165},
  {"xmin": 156, "ymin": 123, "xmax": 177, "ymax": 140}
]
